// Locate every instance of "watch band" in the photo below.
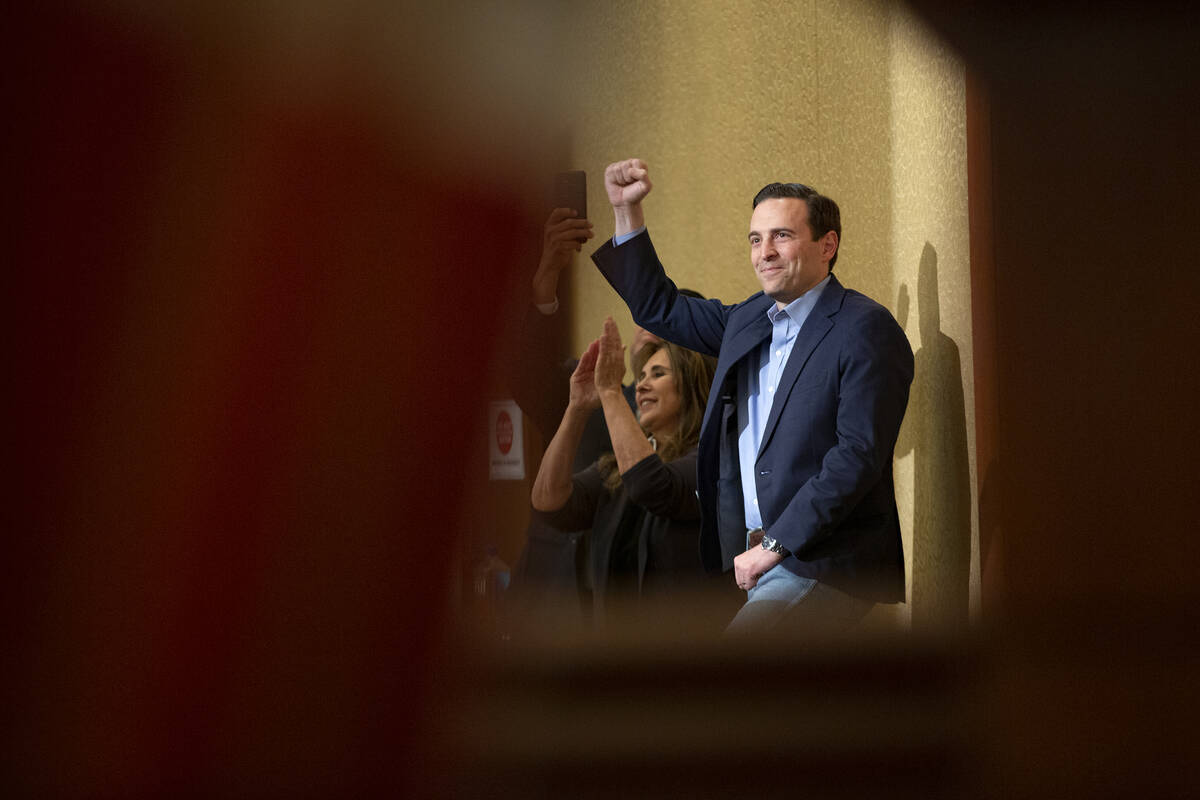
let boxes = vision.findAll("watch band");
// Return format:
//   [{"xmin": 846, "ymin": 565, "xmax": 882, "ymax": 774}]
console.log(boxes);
[{"xmin": 760, "ymin": 534, "xmax": 791, "ymax": 557}]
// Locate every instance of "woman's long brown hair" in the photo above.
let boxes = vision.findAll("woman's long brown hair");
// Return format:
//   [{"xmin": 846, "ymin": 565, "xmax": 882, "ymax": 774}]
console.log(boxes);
[{"xmin": 597, "ymin": 340, "xmax": 716, "ymax": 492}]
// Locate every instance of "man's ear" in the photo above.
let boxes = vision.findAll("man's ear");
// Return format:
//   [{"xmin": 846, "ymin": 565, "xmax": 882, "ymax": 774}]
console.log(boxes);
[{"xmin": 822, "ymin": 230, "xmax": 840, "ymax": 262}]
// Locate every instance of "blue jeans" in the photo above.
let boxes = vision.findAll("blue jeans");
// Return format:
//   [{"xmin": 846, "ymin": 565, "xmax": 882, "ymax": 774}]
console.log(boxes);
[{"xmin": 724, "ymin": 565, "xmax": 874, "ymax": 636}]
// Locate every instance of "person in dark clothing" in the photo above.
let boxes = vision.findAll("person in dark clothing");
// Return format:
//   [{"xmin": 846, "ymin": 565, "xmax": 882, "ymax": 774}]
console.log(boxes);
[
  {"xmin": 531, "ymin": 317, "xmax": 733, "ymax": 629},
  {"xmin": 507, "ymin": 208, "xmax": 707, "ymax": 628}
]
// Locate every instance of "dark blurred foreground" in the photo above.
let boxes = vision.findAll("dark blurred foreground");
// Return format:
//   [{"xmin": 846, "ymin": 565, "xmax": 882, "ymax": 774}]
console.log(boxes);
[{"xmin": 433, "ymin": 605, "xmax": 1198, "ymax": 800}]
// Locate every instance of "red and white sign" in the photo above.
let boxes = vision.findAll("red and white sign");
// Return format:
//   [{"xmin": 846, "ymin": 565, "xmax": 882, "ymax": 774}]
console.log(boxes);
[
  {"xmin": 496, "ymin": 410, "xmax": 514, "ymax": 454},
  {"xmin": 488, "ymin": 399, "xmax": 525, "ymax": 480}
]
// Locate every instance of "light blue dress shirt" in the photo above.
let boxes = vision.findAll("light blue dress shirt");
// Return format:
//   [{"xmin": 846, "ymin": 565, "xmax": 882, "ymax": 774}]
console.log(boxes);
[
  {"xmin": 738, "ymin": 276, "xmax": 831, "ymax": 531},
  {"xmin": 613, "ymin": 227, "xmax": 646, "ymax": 246}
]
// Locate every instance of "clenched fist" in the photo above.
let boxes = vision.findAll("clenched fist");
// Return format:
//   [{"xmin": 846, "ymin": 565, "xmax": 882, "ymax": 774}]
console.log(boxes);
[
  {"xmin": 604, "ymin": 158, "xmax": 653, "ymax": 207},
  {"xmin": 604, "ymin": 158, "xmax": 652, "ymax": 236}
]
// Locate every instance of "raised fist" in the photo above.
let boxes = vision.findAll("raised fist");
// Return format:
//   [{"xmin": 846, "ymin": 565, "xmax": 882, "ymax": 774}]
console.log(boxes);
[{"xmin": 604, "ymin": 159, "xmax": 653, "ymax": 208}]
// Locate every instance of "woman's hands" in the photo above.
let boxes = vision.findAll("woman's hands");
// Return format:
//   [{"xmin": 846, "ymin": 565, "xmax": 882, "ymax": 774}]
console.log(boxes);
[
  {"xmin": 570, "ymin": 317, "xmax": 628, "ymax": 411},
  {"xmin": 592, "ymin": 316, "xmax": 656, "ymax": 474},
  {"xmin": 568, "ymin": 339, "xmax": 601, "ymax": 412},
  {"xmin": 594, "ymin": 317, "xmax": 627, "ymax": 396},
  {"xmin": 537, "ymin": 319, "xmax": 634, "ymax": 514}
]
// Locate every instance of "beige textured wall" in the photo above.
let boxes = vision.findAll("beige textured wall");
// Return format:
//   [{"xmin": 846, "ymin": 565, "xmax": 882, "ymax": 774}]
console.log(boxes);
[{"xmin": 561, "ymin": 0, "xmax": 976, "ymax": 631}]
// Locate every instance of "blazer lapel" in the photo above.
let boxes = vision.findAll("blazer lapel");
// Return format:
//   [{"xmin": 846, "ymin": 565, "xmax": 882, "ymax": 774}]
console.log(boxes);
[
  {"xmin": 722, "ymin": 305, "xmax": 774, "ymax": 369},
  {"xmin": 757, "ymin": 276, "xmax": 846, "ymax": 457},
  {"xmin": 701, "ymin": 295, "xmax": 773, "ymax": 427}
]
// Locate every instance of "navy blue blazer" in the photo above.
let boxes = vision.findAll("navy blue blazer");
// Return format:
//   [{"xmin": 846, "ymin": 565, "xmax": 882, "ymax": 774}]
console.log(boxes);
[{"xmin": 593, "ymin": 232, "xmax": 913, "ymax": 602}]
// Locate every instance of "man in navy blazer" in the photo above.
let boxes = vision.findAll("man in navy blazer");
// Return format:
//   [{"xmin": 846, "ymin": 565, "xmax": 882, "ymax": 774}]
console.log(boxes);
[{"xmin": 591, "ymin": 159, "xmax": 913, "ymax": 633}]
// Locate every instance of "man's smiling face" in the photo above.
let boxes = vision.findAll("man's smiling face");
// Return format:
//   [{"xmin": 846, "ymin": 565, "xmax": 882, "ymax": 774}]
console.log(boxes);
[{"xmin": 748, "ymin": 197, "xmax": 835, "ymax": 309}]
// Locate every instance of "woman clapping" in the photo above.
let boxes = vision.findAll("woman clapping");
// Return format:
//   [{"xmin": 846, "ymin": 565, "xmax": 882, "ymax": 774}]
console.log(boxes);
[{"xmin": 532, "ymin": 318, "xmax": 724, "ymax": 628}]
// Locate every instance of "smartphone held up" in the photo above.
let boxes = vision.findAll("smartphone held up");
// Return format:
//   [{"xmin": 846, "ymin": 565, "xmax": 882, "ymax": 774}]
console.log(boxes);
[{"xmin": 552, "ymin": 170, "xmax": 587, "ymax": 222}]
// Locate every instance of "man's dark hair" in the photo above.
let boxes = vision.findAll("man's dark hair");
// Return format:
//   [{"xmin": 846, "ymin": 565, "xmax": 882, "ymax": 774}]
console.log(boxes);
[{"xmin": 752, "ymin": 182, "xmax": 842, "ymax": 269}]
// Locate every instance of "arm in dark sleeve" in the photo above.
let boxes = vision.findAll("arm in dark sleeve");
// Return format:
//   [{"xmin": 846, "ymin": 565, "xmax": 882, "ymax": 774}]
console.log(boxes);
[
  {"xmin": 591, "ymin": 233, "xmax": 732, "ymax": 357},
  {"xmin": 620, "ymin": 447, "xmax": 701, "ymax": 521},
  {"xmin": 532, "ymin": 462, "xmax": 605, "ymax": 532}
]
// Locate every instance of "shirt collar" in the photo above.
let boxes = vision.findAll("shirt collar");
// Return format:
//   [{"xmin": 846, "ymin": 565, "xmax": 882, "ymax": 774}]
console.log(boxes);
[{"xmin": 765, "ymin": 273, "xmax": 832, "ymax": 325}]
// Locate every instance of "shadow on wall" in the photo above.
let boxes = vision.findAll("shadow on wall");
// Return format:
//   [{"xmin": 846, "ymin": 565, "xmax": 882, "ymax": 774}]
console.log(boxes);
[{"xmin": 896, "ymin": 242, "xmax": 972, "ymax": 635}]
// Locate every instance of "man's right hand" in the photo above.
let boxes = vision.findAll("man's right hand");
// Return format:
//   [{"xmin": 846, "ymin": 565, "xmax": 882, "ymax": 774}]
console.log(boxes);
[{"xmin": 604, "ymin": 159, "xmax": 652, "ymax": 236}]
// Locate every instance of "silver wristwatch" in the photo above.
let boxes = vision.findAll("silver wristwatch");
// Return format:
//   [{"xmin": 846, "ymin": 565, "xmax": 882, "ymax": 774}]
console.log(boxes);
[{"xmin": 760, "ymin": 534, "xmax": 791, "ymax": 557}]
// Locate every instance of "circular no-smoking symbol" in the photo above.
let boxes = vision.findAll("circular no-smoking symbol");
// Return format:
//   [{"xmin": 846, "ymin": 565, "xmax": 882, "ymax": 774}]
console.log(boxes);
[{"xmin": 496, "ymin": 410, "xmax": 514, "ymax": 455}]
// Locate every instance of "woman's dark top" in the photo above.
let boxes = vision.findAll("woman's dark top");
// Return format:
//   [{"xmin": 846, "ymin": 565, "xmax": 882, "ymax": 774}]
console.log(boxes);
[{"xmin": 534, "ymin": 446, "xmax": 709, "ymax": 621}]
